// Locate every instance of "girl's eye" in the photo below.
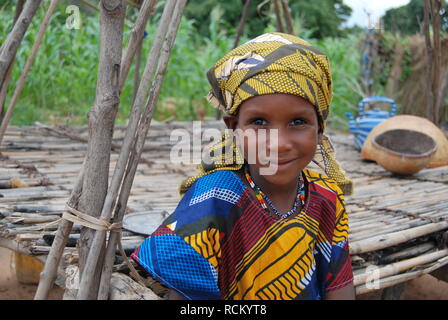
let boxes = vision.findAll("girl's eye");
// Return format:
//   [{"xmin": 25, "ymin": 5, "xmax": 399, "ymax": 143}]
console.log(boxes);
[
  {"xmin": 291, "ymin": 118, "xmax": 306, "ymax": 126},
  {"xmin": 251, "ymin": 118, "xmax": 266, "ymax": 126}
]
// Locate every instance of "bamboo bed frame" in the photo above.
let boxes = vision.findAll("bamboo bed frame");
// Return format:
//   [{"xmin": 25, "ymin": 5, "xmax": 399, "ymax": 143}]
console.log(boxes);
[{"xmin": 1, "ymin": 121, "xmax": 447, "ymax": 299}]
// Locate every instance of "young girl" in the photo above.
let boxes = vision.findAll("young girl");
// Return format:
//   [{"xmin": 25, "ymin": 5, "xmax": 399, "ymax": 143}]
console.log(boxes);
[{"xmin": 131, "ymin": 32, "xmax": 355, "ymax": 300}]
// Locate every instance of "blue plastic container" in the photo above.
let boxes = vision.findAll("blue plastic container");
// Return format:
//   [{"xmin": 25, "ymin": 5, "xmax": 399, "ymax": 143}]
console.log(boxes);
[{"xmin": 345, "ymin": 96, "xmax": 397, "ymax": 150}]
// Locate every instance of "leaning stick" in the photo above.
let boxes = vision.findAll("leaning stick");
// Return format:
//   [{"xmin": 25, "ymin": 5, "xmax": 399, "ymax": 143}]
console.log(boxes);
[
  {"xmin": 34, "ymin": 160, "xmax": 85, "ymax": 300},
  {"xmin": 216, "ymin": 0, "xmax": 251, "ymax": 121},
  {"xmin": 0, "ymin": 0, "xmax": 59, "ymax": 145},
  {"xmin": 233, "ymin": 0, "xmax": 252, "ymax": 48},
  {"xmin": 0, "ymin": 0, "xmax": 42, "ymax": 85},
  {"xmin": 119, "ymin": 0, "xmax": 158, "ymax": 89},
  {"xmin": 75, "ymin": 0, "xmax": 127, "ymax": 300},
  {"xmin": 0, "ymin": 0, "xmax": 26, "ymax": 121},
  {"xmin": 97, "ymin": 0, "xmax": 187, "ymax": 299},
  {"xmin": 34, "ymin": 0, "xmax": 153, "ymax": 295},
  {"xmin": 37, "ymin": 0, "xmax": 156, "ymax": 300},
  {"xmin": 132, "ymin": 36, "xmax": 143, "ymax": 104},
  {"xmin": 76, "ymin": 0, "xmax": 178, "ymax": 300},
  {"xmin": 280, "ymin": 0, "xmax": 294, "ymax": 34},
  {"xmin": 78, "ymin": 0, "xmax": 138, "ymax": 26},
  {"xmin": 273, "ymin": 0, "xmax": 285, "ymax": 33}
]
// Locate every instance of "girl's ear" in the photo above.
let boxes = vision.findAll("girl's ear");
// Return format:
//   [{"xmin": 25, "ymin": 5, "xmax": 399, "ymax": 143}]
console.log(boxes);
[
  {"xmin": 223, "ymin": 115, "xmax": 238, "ymax": 130},
  {"xmin": 318, "ymin": 132, "xmax": 323, "ymax": 145}
]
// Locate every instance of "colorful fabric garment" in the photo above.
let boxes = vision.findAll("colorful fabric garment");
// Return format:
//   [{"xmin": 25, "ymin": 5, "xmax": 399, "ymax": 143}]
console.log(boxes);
[
  {"xmin": 180, "ymin": 32, "xmax": 353, "ymax": 196},
  {"xmin": 131, "ymin": 169, "xmax": 353, "ymax": 300}
]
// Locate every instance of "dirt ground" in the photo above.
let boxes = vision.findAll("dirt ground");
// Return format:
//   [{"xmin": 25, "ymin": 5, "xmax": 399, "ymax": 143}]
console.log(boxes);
[
  {"xmin": 0, "ymin": 247, "xmax": 64, "ymax": 300},
  {"xmin": 0, "ymin": 247, "xmax": 447, "ymax": 300}
]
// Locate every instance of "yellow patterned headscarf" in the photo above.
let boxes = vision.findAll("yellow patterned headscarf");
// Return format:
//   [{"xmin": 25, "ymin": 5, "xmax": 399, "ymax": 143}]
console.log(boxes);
[{"xmin": 180, "ymin": 32, "xmax": 352, "ymax": 195}]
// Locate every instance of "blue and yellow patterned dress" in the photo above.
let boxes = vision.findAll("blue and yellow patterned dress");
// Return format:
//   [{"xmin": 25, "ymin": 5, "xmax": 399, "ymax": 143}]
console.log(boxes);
[{"xmin": 131, "ymin": 169, "xmax": 353, "ymax": 300}]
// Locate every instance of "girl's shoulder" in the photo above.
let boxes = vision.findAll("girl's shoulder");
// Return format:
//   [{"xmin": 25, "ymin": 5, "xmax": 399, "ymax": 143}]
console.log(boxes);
[
  {"xmin": 174, "ymin": 169, "xmax": 247, "ymax": 215},
  {"xmin": 188, "ymin": 169, "xmax": 247, "ymax": 199},
  {"xmin": 303, "ymin": 168, "xmax": 345, "ymax": 202},
  {"xmin": 165, "ymin": 169, "xmax": 247, "ymax": 236}
]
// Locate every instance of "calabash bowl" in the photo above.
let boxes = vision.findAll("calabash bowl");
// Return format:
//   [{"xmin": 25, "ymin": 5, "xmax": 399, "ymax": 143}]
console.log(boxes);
[{"xmin": 371, "ymin": 129, "xmax": 438, "ymax": 175}]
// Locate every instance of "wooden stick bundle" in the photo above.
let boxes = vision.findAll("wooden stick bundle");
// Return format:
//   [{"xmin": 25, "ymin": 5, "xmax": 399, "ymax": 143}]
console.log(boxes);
[
  {"xmin": 119, "ymin": 0, "xmax": 158, "ymax": 89},
  {"xmin": 77, "ymin": 0, "xmax": 187, "ymax": 300},
  {"xmin": 34, "ymin": 162, "xmax": 85, "ymax": 299},
  {"xmin": 35, "ymin": 0, "xmax": 167, "ymax": 300},
  {"xmin": 75, "ymin": 0, "xmax": 176, "ymax": 299}
]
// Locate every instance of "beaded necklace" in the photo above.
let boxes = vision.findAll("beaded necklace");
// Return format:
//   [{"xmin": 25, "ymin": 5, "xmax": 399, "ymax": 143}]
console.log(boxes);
[{"xmin": 244, "ymin": 165, "xmax": 305, "ymax": 219}]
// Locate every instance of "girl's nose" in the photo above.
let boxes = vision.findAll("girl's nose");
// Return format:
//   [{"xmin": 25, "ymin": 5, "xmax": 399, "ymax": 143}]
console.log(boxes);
[{"xmin": 267, "ymin": 127, "xmax": 293, "ymax": 156}]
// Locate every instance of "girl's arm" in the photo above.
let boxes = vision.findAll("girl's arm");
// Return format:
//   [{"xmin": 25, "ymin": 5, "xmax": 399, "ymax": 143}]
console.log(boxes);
[{"xmin": 325, "ymin": 282, "xmax": 356, "ymax": 300}]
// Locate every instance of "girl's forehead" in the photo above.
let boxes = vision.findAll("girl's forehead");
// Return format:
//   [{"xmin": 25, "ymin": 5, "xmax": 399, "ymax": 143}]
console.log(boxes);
[{"xmin": 238, "ymin": 94, "xmax": 316, "ymax": 116}]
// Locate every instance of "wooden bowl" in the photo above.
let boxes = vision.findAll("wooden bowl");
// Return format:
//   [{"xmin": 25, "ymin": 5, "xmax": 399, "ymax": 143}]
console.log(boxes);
[
  {"xmin": 371, "ymin": 129, "xmax": 438, "ymax": 175},
  {"xmin": 361, "ymin": 115, "xmax": 448, "ymax": 168}
]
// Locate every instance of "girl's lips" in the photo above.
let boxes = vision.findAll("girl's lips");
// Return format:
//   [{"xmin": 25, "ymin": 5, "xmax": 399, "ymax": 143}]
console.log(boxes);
[
  {"xmin": 256, "ymin": 158, "xmax": 298, "ymax": 175},
  {"xmin": 274, "ymin": 158, "xmax": 296, "ymax": 171}
]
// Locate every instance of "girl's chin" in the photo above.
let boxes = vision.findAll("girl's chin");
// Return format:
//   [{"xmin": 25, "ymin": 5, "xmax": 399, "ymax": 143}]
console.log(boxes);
[
  {"xmin": 256, "ymin": 160, "xmax": 303, "ymax": 176},
  {"xmin": 262, "ymin": 172, "xmax": 298, "ymax": 183},
  {"xmin": 256, "ymin": 165, "xmax": 302, "ymax": 185}
]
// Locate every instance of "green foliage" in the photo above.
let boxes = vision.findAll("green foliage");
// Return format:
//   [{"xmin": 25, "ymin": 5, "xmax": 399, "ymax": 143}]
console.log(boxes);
[
  {"xmin": 183, "ymin": 0, "xmax": 351, "ymax": 40},
  {"xmin": 372, "ymin": 32, "xmax": 413, "ymax": 97},
  {"xmin": 289, "ymin": 0, "xmax": 352, "ymax": 38},
  {"xmin": 314, "ymin": 35, "xmax": 362, "ymax": 129},
  {"xmin": 184, "ymin": 0, "xmax": 268, "ymax": 40},
  {"xmin": 0, "ymin": 1, "xmax": 362, "ymax": 131},
  {"xmin": 383, "ymin": 0, "xmax": 448, "ymax": 35},
  {"xmin": 1, "ymin": 3, "xmax": 101, "ymax": 125}
]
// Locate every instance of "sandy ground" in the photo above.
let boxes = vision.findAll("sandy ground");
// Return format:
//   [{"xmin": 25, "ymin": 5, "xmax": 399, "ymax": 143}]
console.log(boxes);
[
  {"xmin": 0, "ymin": 247, "xmax": 447, "ymax": 300},
  {"xmin": 0, "ymin": 248, "xmax": 64, "ymax": 300}
]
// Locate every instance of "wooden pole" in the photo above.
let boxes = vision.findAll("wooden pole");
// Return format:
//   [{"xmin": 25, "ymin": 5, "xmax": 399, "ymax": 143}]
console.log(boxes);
[
  {"xmin": 431, "ymin": 0, "xmax": 442, "ymax": 126},
  {"xmin": 78, "ymin": 0, "xmax": 138, "ymax": 26},
  {"xmin": 233, "ymin": 0, "xmax": 252, "ymax": 48},
  {"xmin": 34, "ymin": 160, "xmax": 85, "ymax": 300},
  {"xmin": 273, "ymin": 0, "xmax": 285, "ymax": 33},
  {"xmin": 0, "ymin": 0, "xmax": 42, "ymax": 85},
  {"xmin": 216, "ymin": 0, "xmax": 252, "ymax": 121},
  {"xmin": 280, "ymin": 0, "xmax": 294, "ymax": 34},
  {"xmin": 36, "ymin": 0, "xmax": 160, "ymax": 299},
  {"xmin": 132, "ymin": 37, "xmax": 143, "ymax": 104},
  {"xmin": 119, "ymin": 0, "xmax": 158, "ymax": 89},
  {"xmin": 76, "ymin": 0, "xmax": 177, "ymax": 300},
  {"xmin": 423, "ymin": 0, "xmax": 444, "ymax": 126},
  {"xmin": 76, "ymin": 0, "xmax": 126, "ymax": 300},
  {"xmin": 0, "ymin": 0, "xmax": 26, "ymax": 123},
  {"xmin": 97, "ymin": 1, "xmax": 187, "ymax": 299},
  {"xmin": 0, "ymin": 0, "xmax": 60, "ymax": 146}
]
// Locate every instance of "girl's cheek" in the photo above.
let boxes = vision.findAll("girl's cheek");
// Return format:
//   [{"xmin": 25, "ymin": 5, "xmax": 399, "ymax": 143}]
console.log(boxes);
[{"xmin": 235, "ymin": 131, "xmax": 263, "ymax": 164}]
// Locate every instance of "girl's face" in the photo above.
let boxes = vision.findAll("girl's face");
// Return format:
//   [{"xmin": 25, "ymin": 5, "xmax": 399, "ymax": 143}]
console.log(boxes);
[{"xmin": 224, "ymin": 93, "xmax": 322, "ymax": 186}]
